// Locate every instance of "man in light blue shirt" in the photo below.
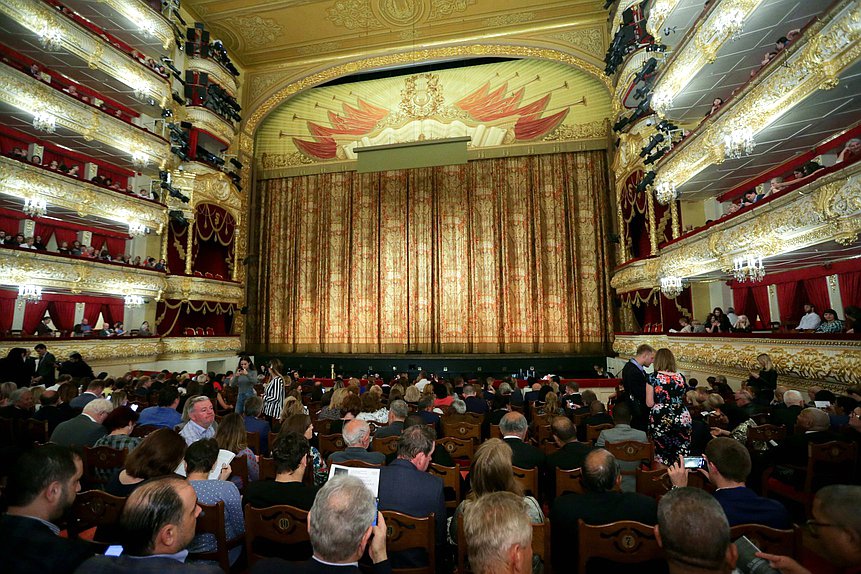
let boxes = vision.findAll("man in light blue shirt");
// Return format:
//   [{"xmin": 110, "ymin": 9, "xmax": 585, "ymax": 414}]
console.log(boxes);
[{"xmin": 179, "ymin": 396, "xmax": 217, "ymax": 445}]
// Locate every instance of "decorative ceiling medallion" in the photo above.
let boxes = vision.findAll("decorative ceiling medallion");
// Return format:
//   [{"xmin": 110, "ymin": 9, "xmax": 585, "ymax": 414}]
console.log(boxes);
[
  {"xmin": 373, "ymin": 0, "xmax": 427, "ymax": 27},
  {"xmin": 233, "ymin": 15, "xmax": 285, "ymax": 49},
  {"xmin": 326, "ymin": 0, "xmax": 384, "ymax": 30},
  {"xmin": 399, "ymin": 73, "xmax": 444, "ymax": 118}
]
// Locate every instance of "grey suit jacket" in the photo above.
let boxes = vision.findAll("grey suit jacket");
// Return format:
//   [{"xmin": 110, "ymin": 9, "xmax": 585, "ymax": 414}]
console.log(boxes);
[
  {"xmin": 595, "ymin": 424, "xmax": 649, "ymax": 492},
  {"xmin": 328, "ymin": 447, "xmax": 386, "ymax": 466},
  {"xmin": 50, "ymin": 414, "xmax": 107, "ymax": 450}
]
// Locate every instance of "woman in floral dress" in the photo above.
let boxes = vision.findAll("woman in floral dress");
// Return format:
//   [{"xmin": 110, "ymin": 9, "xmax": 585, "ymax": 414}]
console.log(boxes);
[{"xmin": 646, "ymin": 348, "xmax": 692, "ymax": 466}]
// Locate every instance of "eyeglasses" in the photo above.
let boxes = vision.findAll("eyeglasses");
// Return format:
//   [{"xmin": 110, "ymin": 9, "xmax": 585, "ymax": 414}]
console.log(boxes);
[{"xmin": 806, "ymin": 520, "xmax": 843, "ymax": 537}]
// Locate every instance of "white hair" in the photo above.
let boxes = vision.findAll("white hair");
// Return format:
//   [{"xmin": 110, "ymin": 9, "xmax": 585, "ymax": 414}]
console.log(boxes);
[
  {"xmin": 83, "ymin": 398, "xmax": 114, "ymax": 417},
  {"xmin": 783, "ymin": 390, "xmax": 804, "ymax": 407}
]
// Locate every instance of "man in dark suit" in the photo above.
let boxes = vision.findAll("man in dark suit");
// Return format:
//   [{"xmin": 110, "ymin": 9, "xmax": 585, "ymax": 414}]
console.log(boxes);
[
  {"xmin": 0, "ymin": 444, "xmax": 96, "ymax": 574},
  {"xmin": 329, "ymin": 420, "xmax": 386, "ymax": 466},
  {"xmin": 621, "ymin": 343, "xmax": 655, "ymax": 431},
  {"xmin": 375, "ymin": 399, "xmax": 408, "ymax": 439},
  {"xmin": 545, "ymin": 416, "xmax": 594, "ymax": 500},
  {"xmin": 378, "ymin": 425, "xmax": 446, "ymax": 571},
  {"xmin": 462, "ymin": 384, "xmax": 488, "ymax": 414},
  {"xmin": 32, "ymin": 342, "xmax": 56, "ymax": 386},
  {"xmin": 770, "ymin": 389, "xmax": 804, "ymax": 434},
  {"xmin": 57, "ymin": 351, "xmax": 95, "ymax": 380},
  {"xmin": 667, "ymin": 437, "xmax": 790, "ymax": 529},
  {"xmin": 69, "ymin": 379, "xmax": 105, "ymax": 409},
  {"xmin": 577, "ymin": 400, "xmax": 614, "ymax": 442},
  {"xmin": 34, "ymin": 316, "xmax": 54, "ymax": 336},
  {"xmin": 250, "ymin": 475, "xmax": 391, "ymax": 574},
  {"xmin": 75, "ymin": 476, "xmax": 222, "ymax": 574},
  {"xmin": 0, "ymin": 387, "xmax": 35, "ymax": 419},
  {"xmin": 416, "ymin": 396, "xmax": 441, "ymax": 432},
  {"xmin": 762, "ymin": 407, "xmax": 842, "ymax": 489},
  {"xmin": 50, "ymin": 398, "xmax": 112, "ymax": 449},
  {"xmin": 500, "ymin": 412, "xmax": 545, "ymax": 470},
  {"xmin": 550, "ymin": 449, "xmax": 658, "ymax": 572},
  {"xmin": 561, "ymin": 381, "xmax": 583, "ymax": 412},
  {"xmin": 33, "ymin": 390, "xmax": 66, "ymax": 433},
  {"xmin": 523, "ymin": 381, "xmax": 542, "ymax": 404}
]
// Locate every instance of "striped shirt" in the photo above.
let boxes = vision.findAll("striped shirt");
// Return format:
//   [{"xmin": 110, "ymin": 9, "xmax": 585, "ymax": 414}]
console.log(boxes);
[{"xmin": 262, "ymin": 375, "xmax": 286, "ymax": 418}]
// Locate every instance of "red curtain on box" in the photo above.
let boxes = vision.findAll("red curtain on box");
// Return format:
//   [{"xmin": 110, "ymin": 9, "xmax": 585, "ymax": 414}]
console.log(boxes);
[
  {"xmin": 156, "ymin": 299, "xmax": 234, "ymax": 336},
  {"xmin": 776, "ymin": 281, "xmax": 800, "ymax": 325},
  {"xmin": 732, "ymin": 285, "xmax": 752, "ymax": 320},
  {"xmin": 89, "ymin": 233, "xmax": 128, "ymax": 255},
  {"xmin": 193, "ymin": 203, "xmax": 235, "ymax": 278},
  {"xmin": 47, "ymin": 299, "xmax": 78, "ymax": 332},
  {"xmin": 660, "ymin": 287, "xmax": 692, "ymax": 331},
  {"xmin": 750, "ymin": 285, "xmax": 771, "ymax": 328},
  {"xmin": 0, "ymin": 289, "xmax": 17, "ymax": 334},
  {"xmin": 83, "ymin": 300, "xmax": 103, "ymax": 326},
  {"xmin": 22, "ymin": 300, "xmax": 50, "ymax": 335},
  {"xmin": 839, "ymin": 271, "xmax": 860, "ymax": 309},
  {"xmin": 54, "ymin": 226, "xmax": 79, "ymax": 247},
  {"xmin": 0, "ymin": 212, "xmax": 20, "ymax": 235},
  {"xmin": 802, "ymin": 277, "xmax": 831, "ymax": 313}
]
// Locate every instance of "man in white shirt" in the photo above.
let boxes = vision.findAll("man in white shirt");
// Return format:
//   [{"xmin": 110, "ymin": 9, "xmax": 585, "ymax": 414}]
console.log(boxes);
[
  {"xmin": 414, "ymin": 371, "xmax": 430, "ymax": 392},
  {"xmin": 795, "ymin": 303, "xmax": 822, "ymax": 331},
  {"xmin": 725, "ymin": 307, "xmax": 739, "ymax": 327}
]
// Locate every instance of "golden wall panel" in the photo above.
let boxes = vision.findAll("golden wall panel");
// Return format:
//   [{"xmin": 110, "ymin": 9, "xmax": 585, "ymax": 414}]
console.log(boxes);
[
  {"xmin": 95, "ymin": 0, "xmax": 175, "ymax": 50},
  {"xmin": 185, "ymin": 106, "xmax": 238, "ymax": 146},
  {"xmin": 163, "ymin": 275, "xmax": 243, "ymax": 303},
  {"xmin": 0, "ymin": 336, "xmax": 241, "ymax": 363}
]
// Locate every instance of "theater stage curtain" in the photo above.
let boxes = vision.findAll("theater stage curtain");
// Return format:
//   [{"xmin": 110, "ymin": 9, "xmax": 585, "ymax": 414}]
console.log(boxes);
[{"xmin": 254, "ymin": 151, "xmax": 613, "ymax": 354}]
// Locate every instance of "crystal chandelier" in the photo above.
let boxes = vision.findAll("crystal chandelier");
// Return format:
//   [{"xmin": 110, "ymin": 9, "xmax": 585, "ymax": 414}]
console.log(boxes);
[
  {"xmin": 655, "ymin": 181, "xmax": 678, "ymax": 205},
  {"xmin": 18, "ymin": 284, "xmax": 43, "ymax": 303},
  {"xmin": 652, "ymin": 89, "xmax": 673, "ymax": 115},
  {"xmin": 131, "ymin": 151, "xmax": 149, "ymax": 169},
  {"xmin": 38, "ymin": 26, "xmax": 62, "ymax": 51},
  {"xmin": 124, "ymin": 295, "xmax": 145, "ymax": 307},
  {"xmin": 724, "ymin": 126, "xmax": 755, "ymax": 159},
  {"xmin": 733, "ymin": 253, "xmax": 765, "ymax": 282},
  {"xmin": 129, "ymin": 222, "xmax": 148, "ymax": 236},
  {"xmin": 23, "ymin": 197, "xmax": 47, "ymax": 218},
  {"xmin": 713, "ymin": 8, "xmax": 745, "ymax": 41},
  {"xmin": 660, "ymin": 276, "xmax": 684, "ymax": 298},
  {"xmin": 33, "ymin": 111, "xmax": 56, "ymax": 133}
]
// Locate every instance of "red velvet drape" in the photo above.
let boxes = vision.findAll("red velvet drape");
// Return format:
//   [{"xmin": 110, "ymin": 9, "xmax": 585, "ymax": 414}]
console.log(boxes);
[
  {"xmin": 839, "ymin": 271, "xmax": 861, "ymax": 308},
  {"xmin": 48, "ymin": 300, "xmax": 78, "ymax": 332},
  {"xmin": 776, "ymin": 282, "xmax": 800, "ymax": 324},
  {"xmin": 83, "ymin": 301, "xmax": 103, "ymax": 326},
  {"xmin": 732, "ymin": 285, "xmax": 752, "ymax": 320},
  {"xmin": 750, "ymin": 285, "xmax": 771, "ymax": 329},
  {"xmin": 802, "ymin": 277, "xmax": 831, "ymax": 314},
  {"xmin": 101, "ymin": 301, "xmax": 125, "ymax": 326},
  {"xmin": 0, "ymin": 213, "xmax": 21, "ymax": 236},
  {"xmin": 22, "ymin": 301, "xmax": 50, "ymax": 335},
  {"xmin": 660, "ymin": 287, "xmax": 692, "ymax": 331},
  {"xmin": 0, "ymin": 289, "xmax": 17, "ymax": 334},
  {"xmin": 54, "ymin": 227, "xmax": 79, "ymax": 247}
]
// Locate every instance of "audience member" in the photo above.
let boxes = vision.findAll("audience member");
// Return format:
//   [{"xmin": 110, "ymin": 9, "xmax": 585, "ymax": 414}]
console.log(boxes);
[
  {"xmin": 58, "ymin": 351, "xmax": 95, "ymax": 379},
  {"xmin": 106, "ymin": 428, "xmax": 187, "ymax": 497},
  {"xmin": 795, "ymin": 303, "xmax": 822, "ymax": 331},
  {"xmin": 816, "ymin": 308, "xmax": 845, "ymax": 333},
  {"xmin": 375, "ymin": 399, "xmax": 408, "ymax": 438},
  {"xmin": 215, "ymin": 412, "xmax": 259, "ymax": 486},
  {"xmin": 226, "ymin": 355, "xmax": 257, "ymax": 414},
  {"xmin": 500, "ymin": 411, "xmax": 545, "ymax": 471},
  {"xmin": 0, "ymin": 387, "xmax": 35, "ymax": 420},
  {"xmin": 50, "ymin": 398, "xmax": 113, "ymax": 449},
  {"xmin": 595, "ymin": 401, "xmax": 648, "ymax": 491},
  {"xmin": 836, "ymin": 138, "xmax": 861, "ymax": 164},
  {"xmin": 770, "ymin": 389, "xmax": 804, "ymax": 433},
  {"xmin": 242, "ymin": 395, "xmax": 271, "ymax": 454},
  {"xmin": 138, "ymin": 387, "xmax": 182, "ymax": 429},
  {"xmin": 622, "ymin": 343, "xmax": 655, "ymax": 431},
  {"xmin": 32, "ymin": 342, "xmax": 56, "ymax": 386},
  {"xmin": 246, "ymin": 431, "xmax": 320, "ymax": 510},
  {"xmin": 462, "ymin": 491, "xmax": 533, "ymax": 574},
  {"xmin": 92, "ymin": 406, "xmax": 142, "ymax": 480},
  {"xmin": 647, "ymin": 348, "xmax": 692, "ymax": 466},
  {"xmin": 463, "ymin": 384, "xmax": 489, "ymax": 414},
  {"xmin": 261, "ymin": 358, "xmax": 287, "ymax": 422},
  {"xmin": 329, "ymin": 419, "xmax": 386, "ymax": 466},
  {"xmin": 179, "ymin": 396, "xmax": 217, "ymax": 445}
]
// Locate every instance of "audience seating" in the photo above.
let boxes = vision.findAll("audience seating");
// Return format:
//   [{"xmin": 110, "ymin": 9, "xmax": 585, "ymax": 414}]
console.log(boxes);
[
  {"xmin": 67, "ymin": 490, "xmax": 127, "ymax": 544},
  {"xmin": 456, "ymin": 517, "xmax": 552, "ymax": 574},
  {"xmin": 635, "ymin": 467, "xmax": 670, "ymax": 500},
  {"xmin": 556, "ymin": 467, "xmax": 586, "ymax": 498},
  {"xmin": 441, "ymin": 420, "xmax": 481, "ymax": 443},
  {"xmin": 130, "ymin": 424, "xmax": 161, "ymax": 438},
  {"xmin": 577, "ymin": 519, "xmax": 663, "ymax": 574},
  {"xmin": 729, "ymin": 524, "xmax": 799, "ymax": 556},
  {"xmin": 605, "ymin": 441, "xmax": 654, "ymax": 482},
  {"xmin": 21, "ymin": 418, "xmax": 49, "ymax": 444},
  {"xmin": 243, "ymin": 504, "xmax": 311, "ymax": 567},
  {"xmin": 746, "ymin": 424, "xmax": 787, "ymax": 448},
  {"xmin": 427, "ymin": 463, "xmax": 461, "ymax": 510},
  {"xmin": 371, "ymin": 435, "xmax": 400, "ymax": 456},
  {"xmin": 762, "ymin": 441, "xmax": 858, "ymax": 515},
  {"xmin": 586, "ymin": 423, "xmax": 614, "ymax": 444},
  {"xmin": 318, "ymin": 433, "xmax": 346, "ymax": 458},
  {"xmin": 258, "ymin": 456, "xmax": 276, "ymax": 481},
  {"xmin": 435, "ymin": 437, "xmax": 474, "ymax": 469},
  {"xmin": 230, "ymin": 455, "xmax": 250, "ymax": 492},
  {"xmin": 82, "ymin": 446, "xmax": 128, "ymax": 490},
  {"xmin": 489, "ymin": 424, "xmax": 502, "ymax": 439},
  {"xmin": 189, "ymin": 500, "xmax": 245, "ymax": 573},
  {"xmin": 314, "ymin": 419, "xmax": 333, "ymax": 436},
  {"xmin": 513, "ymin": 465, "xmax": 539, "ymax": 499},
  {"xmin": 246, "ymin": 431, "xmax": 261, "ymax": 454},
  {"xmin": 268, "ymin": 432, "xmax": 278, "ymax": 454},
  {"xmin": 381, "ymin": 510, "xmax": 436, "ymax": 574},
  {"xmin": 339, "ymin": 459, "xmax": 384, "ymax": 469}
]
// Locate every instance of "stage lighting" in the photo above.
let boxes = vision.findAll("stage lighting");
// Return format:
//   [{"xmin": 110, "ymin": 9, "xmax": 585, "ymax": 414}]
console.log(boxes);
[{"xmin": 639, "ymin": 133, "xmax": 665, "ymax": 157}]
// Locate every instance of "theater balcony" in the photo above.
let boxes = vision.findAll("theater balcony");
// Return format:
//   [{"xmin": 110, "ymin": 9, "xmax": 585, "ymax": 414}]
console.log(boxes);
[
  {"xmin": 185, "ymin": 105, "xmax": 239, "ymax": 147},
  {"xmin": 186, "ymin": 55, "xmax": 239, "ymax": 98},
  {"xmin": 163, "ymin": 275, "xmax": 243, "ymax": 305},
  {"xmin": 0, "ymin": 65, "xmax": 171, "ymax": 169},
  {"xmin": 613, "ymin": 332, "xmax": 861, "ymax": 388},
  {"xmin": 59, "ymin": 0, "xmax": 175, "ymax": 53},
  {"xmin": 0, "ymin": 0, "xmax": 172, "ymax": 111}
]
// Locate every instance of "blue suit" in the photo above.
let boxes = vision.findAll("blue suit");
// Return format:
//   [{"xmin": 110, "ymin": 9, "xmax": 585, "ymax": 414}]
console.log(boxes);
[{"xmin": 712, "ymin": 486, "xmax": 791, "ymax": 529}]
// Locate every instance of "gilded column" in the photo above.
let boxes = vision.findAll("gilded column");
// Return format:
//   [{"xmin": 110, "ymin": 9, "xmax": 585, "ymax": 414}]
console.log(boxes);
[
  {"xmin": 616, "ymin": 180, "xmax": 628, "ymax": 263},
  {"xmin": 647, "ymin": 188, "xmax": 658, "ymax": 256},
  {"xmin": 670, "ymin": 200, "xmax": 680, "ymax": 239},
  {"xmin": 185, "ymin": 218, "xmax": 194, "ymax": 275},
  {"xmin": 231, "ymin": 215, "xmax": 241, "ymax": 282}
]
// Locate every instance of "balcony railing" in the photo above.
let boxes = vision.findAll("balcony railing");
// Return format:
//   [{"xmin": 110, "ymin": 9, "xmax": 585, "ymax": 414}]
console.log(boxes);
[
  {"xmin": 613, "ymin": 332, "xmax": 861, "ymax": 387},
  {"xmin": 185, "ymin": 106, "xmax": 237, "ymax": 147},
  {"xmin": 0, "ymin": 335, "xmax": 242, "ymax": 363},
  {"xmin": 186, "ymin": 56, "xmax": 239, "ymax": 97},
  {"xmin": 164, "ymin": 275, "xmax": 243, "ymax": 304}
]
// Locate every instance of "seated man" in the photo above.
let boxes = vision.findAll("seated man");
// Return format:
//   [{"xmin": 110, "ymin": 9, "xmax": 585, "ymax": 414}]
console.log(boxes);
[
  {"xmin": 246, "ymin": 432, "xmax": 320, "ymax": 510},
  {"xmin": 241, "ymin": 396, "xmax": 272, "ymax": 455},
  {"xmin": 500, "ymin": 412, "xmax": 545, "ymax": 471},
  {"xmin": 0, "ymin": 445, "xmax": 95, "ymax": 574},
  {"xmin": 50, "ymin": 398, "xmax": 113, "ymax": 450},
  {"xmin": 656, "ymin": 487, "xmax": 738, "ymax": 574},
  {"xmin": 75, "ymin": 476, "xmax": 221, "ymax": 573},
  {"xmin": 463, "ymin": 491, "xmax": 533, "ymax": 574},
  {"xmin": 763, "ymin": 407, "xmax": 842, "ymax": 488},
  {"xmin": 374, "ymin": 399, "xmax": 408, "ymax": 439},
  {"xmin": 795, "ymin": 303, "xmax": 822, "ymax": 332},
  {"xmin": 667, "ymin": 437, "xmax": 790, "ymax": 529},
  {"xmin": 545, "ymin": 416, "xmax": 594, "ymax": 500},
  {"xmin": 462, "ymin": 384, "xmax": 488, "ymax": 414},
  {"xmin": 0, "ymin": 387, "xmax": 35, "ymax": 420},
  {"xmin": 250, "ymin": 475, "xmax": 390, "ymax": 574},
  {"xmin": 550, "ymin": 449, "xmax": 657, "ymax": 572},
  {"xmin": 416, "ymin": 396, "xmax": 441, "ymax": 431},
  {"xmin": 137, "ymin": 387, "xmax": 182, "ymax": 429},
  {"xmin": 770, "ymin": 389, "xmax": 804, "ymax": 433},
  {"xmin": 329, "ymin": 419, "xmax": 386, "ymax": 466},
  {"xmin": 577, "ymin": 400, "xmax": 613, "ymax": 442},
  {"xmin": 595, "ymin": 402, "xmax": 648, "ymax": 492},
  {"xmin": 179, "ymin": 396, "xmax": 217, "ymax": 445}
]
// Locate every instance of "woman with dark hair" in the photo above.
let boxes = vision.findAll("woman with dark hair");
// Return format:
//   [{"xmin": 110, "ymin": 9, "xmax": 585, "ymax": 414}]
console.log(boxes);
[
  {"xmin": 227, "ymin": 355, "xmax": 257, "ymax": 414},
  {"xmin": 329, "ymin": 392, "xmax": 361, "ymax": 435},
  {"xmin": 705, "ymin": 307, "xmax": 732, "ymax": 333},
  {"xmin": 816, "ymin": 309, "xmax": 845, "ymax": 333},
  {"xmin": 433, "ymin": 382, "xmax": 454, "ymax": 409},
  {"xmin": 93, "ymin": 406, "xmax": 141, "ymax": 482},
  {"xmin": 262, "ymin": 358, "xmax": 287, "ymax": 423},
  {"xmin": 106, "ymin": 428, "xmax": 186, "ymax": 497},
  {"xmin": 646, "ymin": 348, "xmax": 692, "ymax": 466},
  {"xmin": 0, "ymin": 348, "xmax": 30, "ymax": 387},
  {"xmin": 185, "ymin": 438, "xmax": 243, "ymax": 566},
  {"xmin": 280, "ymin": 414, "xmax": 327, "ymax": 485}
]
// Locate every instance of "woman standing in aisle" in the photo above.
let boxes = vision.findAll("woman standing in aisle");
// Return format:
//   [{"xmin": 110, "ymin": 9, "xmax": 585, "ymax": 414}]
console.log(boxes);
[
  {"xmin": 646, "ymin": 348, "xmax": 692, "ymax": 466},
  {"xmin": 262, "ymin": 358, "xmax": 287, "ymax": 424},
  {"xmin": 228, "ymin": 355, "xmax": 257, "ymax": 414}
]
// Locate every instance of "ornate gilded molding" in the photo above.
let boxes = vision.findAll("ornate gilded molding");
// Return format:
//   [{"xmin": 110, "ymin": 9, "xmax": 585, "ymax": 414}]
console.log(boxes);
[
  {"xmin": 0, "ymin": 0, "xmax": 171, "ymax": 107},
  {"xmin": 655, "ymin": 0, "xmax": 861, "ymax": 191},
  {"xmin": 0, "ymin": 336, "xmax": 242, "ymax": 364},
  {"xmin": 613, "ymin": 334, "xmax": 861, "ymax": 388},
  {"xmin": 92, "ymin": 0, "xmax": 175, "ymax": 50},
  {"xmin": 0, "ymin": 156, "xmax": 167, "ymax": 234},
  {"xmin": 186, "ymin": 106, "xmax": 238, "ymax": 146},
  {"xmin": 612, "ymin": 49, "xmax": 652, "ymax": 114},
  {"xmin": 611, "ymin": 162, "xmax": 861, "ymax": 291},
  {"xmin": 186, "ymin": 56, "xmax": 239, "ymax": 97},
  {"xmin": 0, "ymin": 65, "xmax": 171, "ymax": 168},
  {"xmin": 644, "ymin": 0, "xmax": 683, "ymax": 39},
  {"xmin": 166, "ymin": 169, "xmax": 242, "ymax": 222},
  {"xmin": 164, "ymin": 275, "xmax": 244, "ymax": 304},
  {"xmin": 651, "ymin": 0, "xmax": 766, "ymax": 115},
  {"xmin": 0, "ymin": 249, "xmax": 167, "ymax": 299}
]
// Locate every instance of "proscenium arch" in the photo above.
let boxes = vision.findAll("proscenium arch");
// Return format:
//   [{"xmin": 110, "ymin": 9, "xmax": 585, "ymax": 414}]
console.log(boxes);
[{"xmin": 241, "ymin": 43, "xmax": 614, "ymax": 143}]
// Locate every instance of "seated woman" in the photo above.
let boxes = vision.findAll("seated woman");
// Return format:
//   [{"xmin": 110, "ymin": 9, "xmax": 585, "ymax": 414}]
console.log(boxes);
[
  {"xmin": 732, "ymin": 314, "xmax": 752, "ymax": 333},
  {"xmin": 356, "ymin": 386, "xmax": 388, "ymax": 423},
  {"xmin": 537, "ymin": 391, "xmax": 565, "ymax": 417},
  {"xmin": 836, "ymin": 138, "xmax": 861, "ymax": 164},
  {"xmin": 280, "ymin": 413, "xmax": 328, "ymax": 485},
  {"xmin": 318, "ymin": 387, "xmax": 347, "ymax": 421},
  {"xmin": 92, "ymin": 405, "xmax": 141, "ymax": 483},
  {"xmin": 815, "ymin": 308, "xmax": 845, "ymax": 333},
  {"xmin": 329, "ymin": 392, "xmax": 361, "ymax": 435},
  {"xmin": 106, "ymin": 428, "xmax": 186, "ymax": 497},
  {"xmin": 433, "ymin": 383, "xmax": 454, "ymax": 409},
  {"xmin": 215, "ymin": 412, "xmax": 259, "ymax": 488},
  {"xmin": 184, "ymin": 438, "xmax": 244, "ymax": 566}
]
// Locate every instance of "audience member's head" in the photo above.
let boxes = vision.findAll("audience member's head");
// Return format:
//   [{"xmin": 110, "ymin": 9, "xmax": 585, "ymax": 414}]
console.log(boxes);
[
  {"xmin": 656, "ymin": 487, "xmax": 736, "ymax": 573},
  {"xmin": 308, "ymin": 476, "xmax": 379, "ymax": 563},
  {"xmin": 396, "ymin": 424, "xmax": 435, "ymax": 470},
  {"xmin": 343, "ymin": 419, "xmax": 371, "ymax": 448},
  {"xmin": 582, "ymin": 449, "xmax": 620, "ymax": 493},
  {"xmin": 183, "ymin": 438, "xmax": 220, "ymax": 475},
  {"xmin": 157, "ymin": 386, "xmax": 180, "ymax": 408},
  {"xmin": 463, "ymin": 491, "xmax": 533, "ymax": 574},
  {"xmin": 102, "ymin": 405, "xmax": 139, "ymax": 432},
  {"xmin": 499, "ymin": 412, "xmax": 528, "ymax": 440},
  {"xmin": 272, "ymin": 431, "xmax": 310, "ymax": 475},
  {"xmin": 243, "ymin": 395, "xmax": 264, "ymax": 417},
  {"xmin": 388, "ymin": 399, "xmax": 408, "ymax": 422},
  {"xmin": 451, "ymin": 398, "xmax": 467, "ymax": 414},
  {"xmin": 797, "ymin": 407, "xmax": 830, "ymax": 432},
  {"xmin": 469, "ymin": 438, "xmax": 520, "ymax": 498},
  {"xmin": 783, "ymin": 389, "xmax": 804, "ymax": 407},
  {"xmin": 120, "ymin": 476, "xmax": 200, "ymax": 557},
  {"xmin": 216, "ymin": 413, "xmax": 248, "ymax": 453},
  {"xmin": 635, "ymin": 343, "xmax": 655, "ymax": 366},
  {"xmin": 5, "ymin": 444, "xmax": 82, "ymax": 523},
  {"xmin": 612, "ymin": 401, "xmax": 633, "ymax": 425},
  {"xmin": 550, "ymin": 416, "xmax": 577, "ymax": 445},
  {"xmin": 186, "ymin": 395, "xmax": 215, "ymax": 429},
  {"xmin": 811, "ymin": 485, "xmax": 861, "ymax": 567},
  {"xmin": 82, "ymin": 398, "xmax": 114, "ymax": 424},
  {"xmin": 703, "ymin": 437, "xmax": 750, "ymax": 486},
  {"xmin": 124, "ymin": 428, "xmax": 187, "ymax": 480}
]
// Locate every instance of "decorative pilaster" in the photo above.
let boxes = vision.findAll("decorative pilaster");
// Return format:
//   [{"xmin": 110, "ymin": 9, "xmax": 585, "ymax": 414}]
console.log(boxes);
[
  {"xmin": 647, "ymin": 188, "xmax": 658, "ymax": 256},
  {"xmin": 670, "ymin": 200, "xmax": 680, "ymax": 239},
  {"xmin": 185, "ymin": 218, "xmax": 195, "ymax": 276}
]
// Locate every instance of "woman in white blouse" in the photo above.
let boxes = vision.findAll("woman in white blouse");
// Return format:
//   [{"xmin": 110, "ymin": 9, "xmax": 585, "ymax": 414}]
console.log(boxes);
[{"xmin": 262, "ymin": 358, "xmax": 287, "ymax": 423}]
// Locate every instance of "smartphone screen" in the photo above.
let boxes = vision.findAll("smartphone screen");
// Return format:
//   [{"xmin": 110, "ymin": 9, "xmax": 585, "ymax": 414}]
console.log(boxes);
[
  {"xmin": 105, "ymin": 545, "xmax": 124, "ymax": 557},
  {"xmin": 683, "ymin": 456, "xmax": 705, "ymax": 469},
  {"xmin": 372, "ymin": 499, "xmax": 378, "ymax": 526},
  {"xmin": 814, "ymin": 401, "xmax": 831, "ymax": 409},
  {"xmin": 130, "ymin": 404, "xmax": 139, "ymax": 412}
]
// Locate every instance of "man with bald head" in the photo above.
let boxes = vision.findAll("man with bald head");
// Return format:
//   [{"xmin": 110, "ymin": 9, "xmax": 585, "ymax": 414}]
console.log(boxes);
[
  {"xmin": 500, "ymin": 411, "xmax": 545, "ymax": 471},
  {"xmin": 545, "ymin": 416, "xmax": 594, "ymax": 501},
  {"xmin": 550, "ymin": 449, "xmax": 657, "ymax": 571},
  {"xmin": 764, "ymin": 406, "xmax": 843, "ymax": 488},
  {"xmin": 328, "ymin": 419, "xmax": 386, "ymax": 466}
]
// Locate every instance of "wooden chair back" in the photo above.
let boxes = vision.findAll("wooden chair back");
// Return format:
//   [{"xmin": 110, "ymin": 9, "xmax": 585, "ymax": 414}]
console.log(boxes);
[
  {"xmin": 586, "ymin": 423, "xmax": 614, "ymax": 444},
  {"xmin": 190, "ymin": 500, "xmax": 244, "ymax": 573},
  {"xmin": 489, "ymin": 424, "xmax": 502, "ymax": 439},
  {"xmin": 441, "ymin": 421, "xmax": 481, "ymax": 443},
  {"xmin": 247, "ymin": 431, "xmax": 261, "ymax": 454},
  {"xmin": 314, "ymin": 418, "xmax": 333, "ymax": 436},
  {"xmin": 577, "ymin": 519, "xmax": 663, "ymax": 574},
  {"xmin": 556, "ymin": 467, "xmax": 585, "ymax": 498},
  {"xmin": 318, "ymin": 433, "xmax": 346, "ymax": 458},
  {"xmin": 259, "ymin": 456, "xmax": 276, "ymax": 481},
  {"xmin": 730, "ymin": 524, "xmax": 799, "ymax": 556},
  {"xmin": 131, "ymin": 424, "xmax": 160, "ymax": 438},
  {"xmin": 428, "ymin": 463, "xmax": 461, "ymax": 509},
  {"xmin": 536, "ymin": 424, "xmax": 553, "ymax": 448},
  {"xmin": 435, "ymin": 437, "xmax": 474, "ymax": 468},
  {"xmin": 512, "ymin": 465, "xmax": 539, "ymax": 498},
  {"xmin": 268, "ymin": 431, "xmax": 279, "ymax": 454},
  {"xmin": 22, "ymin": 418, "xmax": 49, "ymax": 443},
  {"xmin": 605, "ymin": 440, "xmax": 654, "ymax": 481},
  {"xmin": 339, "ymin": 459, "xmax": 384, "ymax": 469},
  {"xmin": 68, "ymin": 490, "xmax": 127, "ymax": 543},
  {"xmin": 573, "ymin": 412, "xmax": 589, "ymax": 428},
  {"xmin": 382, "ymin": 510, "xmax": 435, "ymax": 574},
  {"xmin": 635, "ymin": 467, "xmax": 670, "ymax": 499},
  {"xmin": 83, "ymin": 446, "xmax": 128, "ymax": 489},
  {"xmin": 244, "ymin": 504, "xmax": 310, "ymax": 567},
  {"xmin": 371, "ymin": 435, "xmax": 400, "ymax": 456},
  {"xmin": 230, "ymin": 455, "xmax": 250, "ymax": 492}
]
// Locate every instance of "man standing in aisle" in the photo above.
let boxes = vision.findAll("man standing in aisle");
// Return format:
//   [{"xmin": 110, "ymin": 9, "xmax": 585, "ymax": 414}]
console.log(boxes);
[
  {"xmin": 621, "ymin": 344, "xmax": 654, "ymax": 431},
  {"xmin": 32, "ymin": 343, "xmax": 56, "ymax": 386}
]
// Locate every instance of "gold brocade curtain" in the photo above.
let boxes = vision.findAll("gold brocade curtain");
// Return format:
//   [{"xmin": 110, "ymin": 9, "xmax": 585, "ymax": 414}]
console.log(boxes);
[{"xmin": 254, "ymin": 150, "xmax": 613, "ymax": 354}]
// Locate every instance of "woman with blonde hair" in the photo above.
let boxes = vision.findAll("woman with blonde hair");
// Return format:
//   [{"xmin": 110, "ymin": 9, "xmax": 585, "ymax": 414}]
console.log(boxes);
[
  {"xmin": 538, "ymin": 391, "xmax": 564, "ymax": 417},
  {"xmin": 279, "ymin": 395, "xmax": 306, "ymax": 424},
  {"xmin": 748, "ymin": 352, "xmax": 777, "ymax": 404},
  {"xmin": 318, "ymin": 387, "xmax": 347, "ymax": 420},
  {"xmin": 404, "ymin": 385, "xmax": 421, "ymax": 404},
  {"xmin": 447, "ymin": 439, "xmax": 544, "ymax": 567},
  {"xmin": 215, "ymin": 412, "xmax": 258, "ymax": 487},
  {"xmin": 646, "ymin": 348, "xmax": 692, "ymax": 466}
]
